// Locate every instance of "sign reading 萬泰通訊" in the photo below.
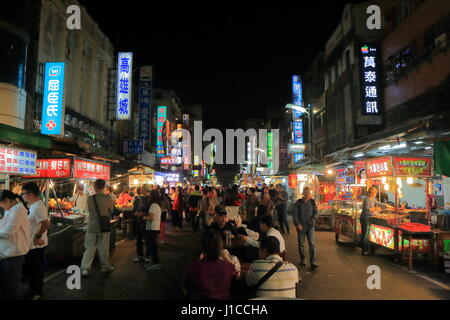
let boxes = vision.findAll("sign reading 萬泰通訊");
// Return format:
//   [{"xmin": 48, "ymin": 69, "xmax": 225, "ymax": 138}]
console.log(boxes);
[
  {"xmin": 41, "ymin": 62, "xmax": 65, "ymax": 135},
  {"xmin": 359, "ymin": 44, "xmax": 382, "ymax": 116},
  {"xmin": 0, "ymin": 146, "xmax": 37, "ymax": 176},
  {"xmin": 116, "ymin": 52, "xmax": 133, "ymax": 120}
]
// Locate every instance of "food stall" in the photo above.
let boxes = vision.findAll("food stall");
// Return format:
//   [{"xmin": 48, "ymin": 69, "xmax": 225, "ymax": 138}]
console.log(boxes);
[
  {"xmin": 364, "ymin": 156, "xmax": 435, "ymax": 270},
  {"xmin": 315, "ymin": 175, "xmax": 336, "ymax": 230},
  {"xmin": 24, "ymin": 156, "xmax": 116, "ymax": 262},
  {"xmin": 0, "ymin": 145, "xmax": 38, "ymax": 217},
  {"xmin": 334, "ymin": 162, "xmax": 365, "ymax": 243}
]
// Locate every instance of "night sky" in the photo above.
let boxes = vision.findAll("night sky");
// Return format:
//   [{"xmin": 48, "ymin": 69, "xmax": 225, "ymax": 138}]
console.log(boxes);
[{"xmin": 79, "ymin": 1, "xmax": 365, "ymax": 131}]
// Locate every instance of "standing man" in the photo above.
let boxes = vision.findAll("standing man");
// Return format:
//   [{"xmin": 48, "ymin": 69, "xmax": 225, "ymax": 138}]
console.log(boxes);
[
  {"xmin": 275, "ymin": 184, "xmax": 290, "ymax": 234},
  {"xmin": 293, "ymin": 187, "xmax": 318, "ymax": 269},
  {"xmin": 360, "ymin": 187, "xmax": 392, "ymax": 256},
  {"xmin": 245, "ymin": 188, "xmax": 259, "ymax": 222},
  {"xmin": 21, "ymin": 182, "xmax": 50, "ymax": 301},
  {"xmin": 80, "ymin": 179, "xmax": 115, "ymax": 276}
]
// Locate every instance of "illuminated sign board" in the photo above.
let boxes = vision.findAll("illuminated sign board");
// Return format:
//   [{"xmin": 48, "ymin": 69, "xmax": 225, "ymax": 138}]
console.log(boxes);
[
  {"xmin": 365, "ymin": 157, "xmax": 394, "ymax": 178},
  {"xmin": 267, "ymin": 132, "xmax": 273, "ymax": 169},
  {"xmin": 292, "ymin": 75, "xmax": 303, "ymax": 119},
  {"xmin": 0, "ymin": 146, "xmax": 37, "ymax": 175},
  {"xmin": 73, "ymin": 159, "xmax": 110, "ymax": 181},
  {"xmin": 116, "ymin": 52, "xmax": 133, "ymax": 120},
  {"xmin": 123, "ymin": 140, "xmax": 144, "ymax": 154},
  {"xmin": 25, "ymin": 158, "xmax": 71, "ymax": 178},
  {"xmin": 156, "ymin": 106, "xmax": 167, "ymax": 157},
  {"xmin": 287, "ymin": 143, "xmax": 307, "ymax": 154},
  {"xmin": 139, "ymin": 66, "xmax": 152, "ymax": 147},
  {"xmin": 369, "ymin": 224, "xmax": 395, "ymax": 250},
  {"xmin": 393, "ymin": 157, "xmax": 432, "ymax": 177},
  {"xmin": 293, "ymin": 120, "xmax": 304, "ymax": 144},
  {"xmin": 293, "ymin": 153, "xmax": 305, "ymax": 164},
  {"xmin": 359, "ymin": 44, "xmax": 382, "ymax": 115},
  {"xmin": 41, "ymin": 62, "xmax": 65, "ymax": 135}
]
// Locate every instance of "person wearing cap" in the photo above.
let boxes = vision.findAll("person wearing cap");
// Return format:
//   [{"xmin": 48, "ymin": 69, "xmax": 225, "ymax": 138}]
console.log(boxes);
[{"xmin": 210, "ymin": 207, "xmax": 238, "ymax": 242}]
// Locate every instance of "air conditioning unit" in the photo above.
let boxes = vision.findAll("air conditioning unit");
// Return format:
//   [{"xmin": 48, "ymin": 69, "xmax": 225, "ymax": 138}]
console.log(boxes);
[{"xmin": 434, "ymin": 32, "xmax": 449, "ymax": 50}]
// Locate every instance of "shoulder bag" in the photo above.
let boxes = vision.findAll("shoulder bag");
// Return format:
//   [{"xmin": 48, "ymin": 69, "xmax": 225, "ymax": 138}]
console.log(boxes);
[
  {"xmin": 93, "ymin": 194, "xmax": 111, "ymax": 233},
  {"xmin": 245, "ymin": 260, "xmax": 284, "ymax": 299}
]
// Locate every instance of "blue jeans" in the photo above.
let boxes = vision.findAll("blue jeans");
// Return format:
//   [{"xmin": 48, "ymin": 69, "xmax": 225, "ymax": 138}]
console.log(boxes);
[
  {"xmin": 0, "ymin": 255, "xmax": 25, "ymax": 300},
  {"xmin": 360, "ymin": 217, "xmax": 372, "ymax": 253},
  {"xmin": 297, "ymin": 225, "xmax": 316, "ymax": 264},
  {"xmin": 276, "ymin": 203, "xmax": 289, "ymax": 233}
]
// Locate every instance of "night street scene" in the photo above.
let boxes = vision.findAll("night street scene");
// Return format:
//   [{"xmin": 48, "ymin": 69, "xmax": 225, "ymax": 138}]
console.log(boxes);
[{"xmin": 1, "ymin": 0, "xmax": 450, "ymax": 309}]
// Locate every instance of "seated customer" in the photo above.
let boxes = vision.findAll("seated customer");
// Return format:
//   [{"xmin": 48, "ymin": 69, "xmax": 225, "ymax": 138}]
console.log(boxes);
[
  {"xmin": 183, "ymin": 231, "xmax": 237, "ymax": 300},
  {"xmin": 210, "ymin": 207, "xmax": 238, "ymax": 241},
  {"xmin": 247, "ymin": 204, "xmax": 268, "ymax": 235},
  {"xmin": 240, "ymin": 215, "xmax": 286, "ymax": 253},
  {"xmin": 246, "ymin": 236, "xmax": 300, "ymax": 299}
]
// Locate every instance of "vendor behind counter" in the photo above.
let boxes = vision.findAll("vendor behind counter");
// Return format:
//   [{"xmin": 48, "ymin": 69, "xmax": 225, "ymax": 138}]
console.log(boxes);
[{"xmin": 70, "ymin": 184, "xmax": 88, "ymax": 213}]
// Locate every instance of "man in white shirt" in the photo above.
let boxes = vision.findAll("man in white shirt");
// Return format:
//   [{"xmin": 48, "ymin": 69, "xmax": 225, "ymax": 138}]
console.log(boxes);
[
  {"xmin": 241, "ymin": 215, "xmax": 286, "ymax": 253},
  {"xmin": 70, "ymin": 184, "xmax": 88, "ymax": 213},
  {"xmin": 22, "ymin": 182, "xmax": 50, "ymax": 301}
]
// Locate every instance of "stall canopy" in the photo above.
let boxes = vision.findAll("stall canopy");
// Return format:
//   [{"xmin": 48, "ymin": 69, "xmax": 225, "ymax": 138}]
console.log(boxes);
[
  {"xmin": 0, "ymin": 123, "xmax": 52, "ymax": 149},
  {"xmin": 434, "ymin": 141, "xmax": 450, "ymax": 177},
  {"xmin": 128, "ymin": 164, "xmax": 155, "ymax": 175}
]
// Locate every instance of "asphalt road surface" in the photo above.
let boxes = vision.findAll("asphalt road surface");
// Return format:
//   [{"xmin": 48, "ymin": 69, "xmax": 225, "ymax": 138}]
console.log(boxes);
[{"xmin": 42, "ymin": 222, "xmax": 450, "ymax": 300}]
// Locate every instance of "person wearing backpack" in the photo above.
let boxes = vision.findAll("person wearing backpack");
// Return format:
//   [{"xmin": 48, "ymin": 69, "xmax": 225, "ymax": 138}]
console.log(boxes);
[
  {"xmin": 80, "ymin": 179, "xmax": 115, "ymax": 276},
  {"xmin": 293, "ymin": 187, "xmax": 319, "ymax": 269}
]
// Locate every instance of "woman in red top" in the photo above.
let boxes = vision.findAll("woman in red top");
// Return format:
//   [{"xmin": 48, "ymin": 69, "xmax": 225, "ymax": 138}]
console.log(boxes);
[
  {"xmin": 117, "ymin": 187, "xmax": 133, "ymax": 206},
  {"xmin": 183, "ymin": 231, "xmax": 237, "ymax": 300}
]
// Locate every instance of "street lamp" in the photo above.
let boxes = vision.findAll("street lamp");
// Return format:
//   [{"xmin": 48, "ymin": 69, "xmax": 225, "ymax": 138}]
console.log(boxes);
[{"xmin": 285, "ymin": 104, "xmax": 309, "ymax": 115}]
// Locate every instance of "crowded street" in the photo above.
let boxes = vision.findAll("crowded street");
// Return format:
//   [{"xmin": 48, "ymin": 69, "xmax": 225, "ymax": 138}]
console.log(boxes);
[
  {"xmin": 40, "ymin": 214, "xmax": 450, "ymax": 300},
  {"xmin": 1, "ymin": 0, "xmax": 450, "ymax": 309}
]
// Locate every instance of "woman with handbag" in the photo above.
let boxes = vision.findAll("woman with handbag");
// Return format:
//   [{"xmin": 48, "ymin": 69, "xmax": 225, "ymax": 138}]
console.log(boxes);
[{"xmin": 80, "ymin": 179, "xmax": 115, "ymax": 277}]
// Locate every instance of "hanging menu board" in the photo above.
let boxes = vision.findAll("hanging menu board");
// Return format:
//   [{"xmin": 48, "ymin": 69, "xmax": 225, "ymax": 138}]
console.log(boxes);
[{"xmin": 0, "ymin": 146, "xmax": 37, "ymax": 175}]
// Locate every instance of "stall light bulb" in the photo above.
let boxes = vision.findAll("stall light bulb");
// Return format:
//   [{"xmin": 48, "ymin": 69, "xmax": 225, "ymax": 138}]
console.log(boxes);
[
  {"xmin": 360, "ymin": 179, "xmax": 366, "ymax": 185},
  {"xmin": 396, "ymin": 177, "xmax": 402, "ymax": 186},
  {"xmin": 384, "ymin": 184, "xmax": 389, "ymax": 191},
  {"xmin": 407, "ymin": 177, "xmax": 414, "ymax": 185},
  {"xmin": 133, "ymin": 179, "xmax": 138, "ymax": 185},
  {"xmin": 381, "ymin": 177, "xmax": 387, "ymax": 184},
  {"xmin": 80, "ymin": 180, "xmax": 85, "ymax": 184},
  {"xmin": 327, "ymin": 169, "xmax": 333, "ymax": 175},
  {"xmin": 113, "ymin": 185, "xmax": 117, "ymax": 190}
]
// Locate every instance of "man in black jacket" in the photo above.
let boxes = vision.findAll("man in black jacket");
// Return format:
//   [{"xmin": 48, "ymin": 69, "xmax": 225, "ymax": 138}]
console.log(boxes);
[{"xmin": 293, "ymin": 187, "xmax": 318, "ymax": 269}]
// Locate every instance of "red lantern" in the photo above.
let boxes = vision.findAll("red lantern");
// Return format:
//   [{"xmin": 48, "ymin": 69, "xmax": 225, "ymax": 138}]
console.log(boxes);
[{"xmin": 288, "ymin": 174, "xmax": 298, "ymax": 189}]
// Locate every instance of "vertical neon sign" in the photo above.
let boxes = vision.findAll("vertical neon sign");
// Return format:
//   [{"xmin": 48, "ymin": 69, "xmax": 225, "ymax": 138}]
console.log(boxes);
[{"xmin": 156, "ymin": 106, "xmax": 167, "ymax": 157}]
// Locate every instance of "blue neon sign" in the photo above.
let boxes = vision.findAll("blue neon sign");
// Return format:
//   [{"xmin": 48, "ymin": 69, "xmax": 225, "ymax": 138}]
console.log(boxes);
[
  {"xmin": 293, "ymin": 120, "xmax": 304, "ymax": 144},
  {"xmin": 41, "ymin": 62, "xmax": 65, "ymax": 135},
  {"xmin": 116, "ymin": 52, "xmax": 133, "ymax": 120},
  {"xmin": 292, "ymin": 75, "xmax": 303, "ymax": 119}
]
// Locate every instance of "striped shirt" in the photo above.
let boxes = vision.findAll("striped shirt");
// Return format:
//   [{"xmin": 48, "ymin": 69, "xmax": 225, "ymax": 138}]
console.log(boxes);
[{"xmin": 246, "ymin": 255, "xmax": 300, "ymax": 299}]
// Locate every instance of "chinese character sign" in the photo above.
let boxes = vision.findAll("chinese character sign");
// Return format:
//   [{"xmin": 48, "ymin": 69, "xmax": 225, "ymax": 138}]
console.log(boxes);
[
  {"xmin": 123, "ymin": 140, "xmax": 144, "ymax": 154},
  {"xmin": 292, "ymin": 75, "xmax": 303, "ymax": 120},
  {"xmin": 293, "ymin": 120, "xmax": 304, "ymax": 144},
  {"xmin": 365, "ymin": 157, "xmax": 393, "ymax": 178},
  {"xmin": 0, "ymin": 146, "xmax": 37, "ymax": 175},
  {"xmin": 116, "ymin": 52, "xmax": 133, "ymax": 120},
  {"xmin": 360, "ymin": 45, "xmax": 382, "ymax": 115},
  {"xmin": 393, "ymin": 157, "xmax": 432, "ymax": 177},
  {"xmin": 30, "ymin": 158, "xmax": 71, "ymax": 178},
  {"xmin": 139, "ymin": 66, "xmax": 152, "ymax": 146},
  {"xmin": 41, "ymin": 62, "xmax": 65, "ymax": 135},
  {"xmin": 73, "ymin": 159, "xmax": 110, "ymax": 180},
  {"xmin": 156, "ymin": 106, "xmax": 167, "ymax": 157}
]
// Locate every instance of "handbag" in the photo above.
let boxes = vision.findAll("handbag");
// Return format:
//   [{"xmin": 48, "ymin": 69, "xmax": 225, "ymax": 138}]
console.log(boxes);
[
  {"xmin": 244, "ymin": 260, "xmax": 284, "ymax": 299},
  {"xmin": 93, "ymin": 194, "xmax": 111, "ymax": 233}
]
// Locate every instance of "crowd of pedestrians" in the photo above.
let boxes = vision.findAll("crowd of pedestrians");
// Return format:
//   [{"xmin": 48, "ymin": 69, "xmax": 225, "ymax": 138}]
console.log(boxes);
[{"xmin": 0, "ymin": 179, "xmax": 321, "ymax": 300}]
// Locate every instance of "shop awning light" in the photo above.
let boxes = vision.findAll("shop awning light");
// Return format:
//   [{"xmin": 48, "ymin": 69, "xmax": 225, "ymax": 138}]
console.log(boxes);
[
  {"xmin": 392, "ymin": 143, "xmax": 407, "ymax": 149},
  {"xmin": 354, "ymin": 152, "xmax": 364, "ymax": 158},
  {"xmin": 413, "ymin": 141, "xmax": 424, "ymax": 145},
  {"xmin": 381, "ymin": 176, "xmax": 387, "ymax": 184},
  {"xmin": 407, "ymin": 177, "xmax": 414, "ymax": 184},
  {"xmin": 378, "ymin": 145, "xmax": 391, "ymax": 150},
  {"xmin": 425, "ymin": 147, "xmax": 432, "ymax": 150}
]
